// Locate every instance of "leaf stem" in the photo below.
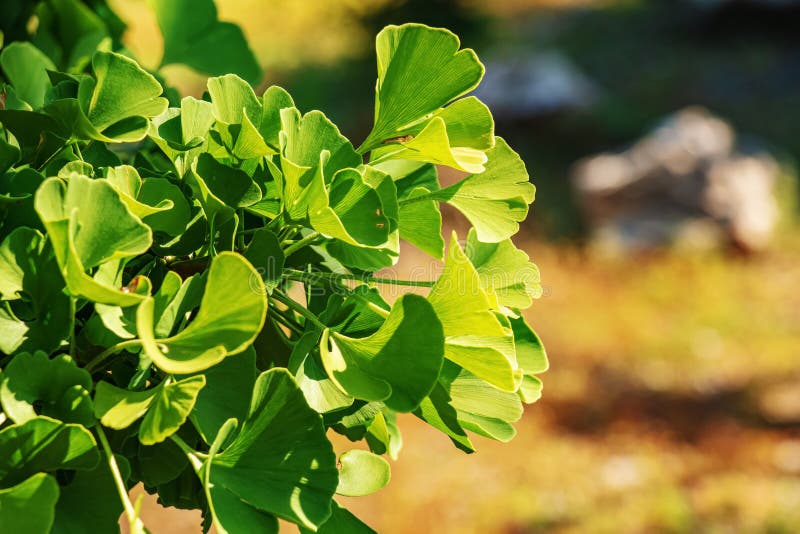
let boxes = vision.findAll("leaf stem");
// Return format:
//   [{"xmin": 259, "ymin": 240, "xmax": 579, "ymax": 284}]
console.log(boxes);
[
  {"xmin": 271, "ymin": 290, "xmax": 327, "ymax": 330},
  {"xmin": 269, "ymin": 307, "xmax": 305, "ymax": 335},
  {"xmin": 343, "ymin": 290, "xmax": 391, "ymax": 319},
  {"xmin": 36, "ymin": 142, "xmax": 69, "ymax": 171},
  {"xmin": 72, "ymin": 140, "xmax": 84, "ymax": 161},
  {"xmin": 283, "ymin": 232, "xmax": 320, "ymax": 257},
  {"xmin": 85, "ymin": 339, "xmax": 142, "ymax": 373},
  {"xmin": 96, "ymin": 425, "xmax": 144, "ymax": 531},
  {"xmin": 69, "ymin": 297, "xmax": 77, "ymax": 359},
  {"xmin": 169, "ymin": 434, "xmax": 205, "ymax": 471},
  {"xmin": 284, "ymin": 268, "xmax": 436, "ymax": 288}
]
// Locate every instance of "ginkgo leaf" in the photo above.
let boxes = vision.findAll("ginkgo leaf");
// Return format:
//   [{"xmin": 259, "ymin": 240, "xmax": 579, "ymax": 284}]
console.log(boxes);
[
  {"xmin": 150, "ymin": 0, "xmax": 262, "ymax": 85},
  {"xmin": 104, "ymin": 165, "xmax": 174, "ymax": 219},
  {"xmin": 207, "ymin": 74, "xmax": 270, "ymax": 159},
  {"xmin": 369, "ymin": 97, "xmax": 494, "ymax": 173},
  {"xmin": 0, "ymin": 42, "xmax": 55, "ymax": 109},
  {"xmin": 335, "ymin": 450, "xmax": 391, "ymax": 497},
  {"xmin": 300, "ymin": 502, "xmax": 376, "ymax": 534},
  {"xmin": 0, "ymin": 228, "xmax": 71, "ymax": 354},
  {"xmin": 442, "ymin": 363, "xmax": 523, "ymax": 442},
  {"xmin": 206, "ymin": 369, "xmax": 338, "ymax": 530},
  {"xmin": 137, "ymin": 252, "xmax": 267, "ymax": 374},
  {"xmin": 320, "ymin": 294, "xmax": 444, "ymax": 412},
  {"xmin": 0, "ymin": 352, "xmax": 93, "ymax": 426},
  {"xmin": 465, "ymin": 228, "xmax": 542, "ymax": 309},
  {"xmin": 148, "ymin": 96, "xmax": 215, "ymax": 170},
  {"xmin": 398, "ymin": 186, "xmax": 444, "ymax": 258},
  {"xmin": 0, "ymin": 416, "xmax": 100, "ymax": 487},
  {"xmin": 139, "ymin": 376, "xmax": 206, "ymax": 445},
  {"xmin": 48, "ymin": 50, "xmax": 168, "ymax": 142},
  {"xmin": 0, "ymin": 473, "xmax": 60, "ymax": 534},
  {"xmin": 188, "ymin": 153, "xmax": 262, "ymax": 227},
  {"xmin": 424, "ymin": 137, "xmax": 535, "ymax": 243},
  {"xmin": 94, "ymin": 375, "xmax": 206, "ymax": 445},
  {"xmin": 34, "ymin": 175, "xmax": 152, "ymax": 306},
  {"xmin": 428, "ymin": 234, "xmax": 518, "ymax": 391},
  {"xmin": 509, "ymin": 314, "xmax": 548, "ymax": 404},
  {"xmin": 373, "ymin": 117, "xmax": 487, "ymax": 174},
  {"xmin": 360, "ymin": 24, "xmax": 484, "ymax": 152},
  {"xmin": 187, "ymin": 347, "xmax": 257, "ymax": 445},
  {"xmin": 279, "ymin": 107, "xmax": 361, "ymax": 193}
]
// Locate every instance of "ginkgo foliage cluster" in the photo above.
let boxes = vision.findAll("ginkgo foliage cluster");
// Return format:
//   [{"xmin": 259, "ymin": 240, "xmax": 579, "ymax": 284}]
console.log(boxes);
[{"xmin": 0, "ymin": 1, "xmax": 547, "ymax": 532}]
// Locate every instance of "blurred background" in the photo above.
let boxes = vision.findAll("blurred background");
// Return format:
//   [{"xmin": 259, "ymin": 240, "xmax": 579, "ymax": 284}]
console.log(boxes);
[{"xmin": 114, "ymin": 0, "xmax": 800, "ymax": 532}]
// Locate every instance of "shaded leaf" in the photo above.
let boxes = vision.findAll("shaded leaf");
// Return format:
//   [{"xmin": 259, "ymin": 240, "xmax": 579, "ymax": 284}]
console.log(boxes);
[
  {"xmin": 0, "ymin": 473, "xmax": 59, "ymax": 534},
  {"xmin": 320, "ymin": 294, "xmax": 444, "ymax": 412},
  {"xmin": 0, "ymin": 227, "xmax": 70, "ymax": 354},
  {"xmin": 0, "ymin": 416, "xmax": 99, "ymax": 486},
  {"xmin": 188, "ymin": 347, "xmax": 256, "ymax": 445},
  {"xmin": 207, "ymin": 369, "xmax": 338, "ymax": 530},
  {"xmin": 0, "ymin": 351, "xmax": 93, "ymax": 426},
  {"xmin": 151, "ymin": 0, "xmax": 262, "ymax": 85},
  {"xmin": 303, "ymin": 502, "xmax": 376, "ymax": 534}
]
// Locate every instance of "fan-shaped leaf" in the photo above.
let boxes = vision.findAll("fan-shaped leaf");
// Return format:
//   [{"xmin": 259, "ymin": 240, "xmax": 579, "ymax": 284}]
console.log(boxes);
[
  {"xmin": 150, "ymin": 0, "xmax": 262, "ymax": 85},
  {"xmin": 0, "ymin": 473, "xmax": 59, "ymax": 534},
  {"xmin": 361, "ymin": 24, "xmax": 484, "ymax": 152},
  {"xmin": 0, "ymin": 416, "xmax": 99, "ymax": 487},
  {"xmin": 206, "ymin": 369, "xmax": 338, "ymax": 530},
  {"xmin": 137, "ymin": 252, "xmax": 267, "ymax": 374},
  {"xmin": 34, "ymin": 174, "xmax": 152, "ymax": 306},
  {"xmin": 0, "ymin": 351, "xmax": 93, "ymax": 426},
  {"xmin": 428, "ymin": 234, "xmax": 518, "ymax": 391},
  {"xmin": 320, "ymin": 294, "xmax": 444, "ymax": 412},
  {"xmin": 465, "ymin": 228, "xmax": 542, "ymax": 309},
  {"xmin": 336, "ymin": 450, "xmax": 390, "ymax": 497},
  {"xmin": 0, "ymin": 227, "xmax": 70, "ymax": 354}
]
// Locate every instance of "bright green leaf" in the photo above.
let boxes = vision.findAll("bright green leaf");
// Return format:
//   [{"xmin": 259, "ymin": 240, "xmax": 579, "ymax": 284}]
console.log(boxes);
[
  {"xmin": 139, "ymin": 375, "xmax": 206, "ymax": 445},
  {"xmin": 465, "ymin": 228, "xmax": 542, "ymax": 309},
  {"xmin": 428, "ymin": 138, "xmax": 535, "ymax": 243},
  {"xmin": 137, "ymin": 252, "xmax": 267, "ymax": 374},
  {"xmin": 361, "ymin": 24, "xmax": 484, "ymax": 152},
  {"xmin": 428, "ymin": 235, "xmax": 518, "ymax": 391},
  {"xmin": 34, "ymin": 174, "xmax": 152, "ymax": 306},
  {"xmin": 335, "ymin": 449, "xmax": 390, "ymax": 497}
]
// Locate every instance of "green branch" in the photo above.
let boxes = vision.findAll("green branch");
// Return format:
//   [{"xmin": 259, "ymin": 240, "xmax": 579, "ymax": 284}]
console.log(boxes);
[
  {"xmin": 271, "ymin": 290, "xmax": 327, "ymax": 330},
  {"xmin": 283, "ymin": 232, "xmax": 321, "ymax": 257},
  {"xmin": 84, "ymin": 339, "xmax": 142, "ymax": 373},
  {"xmin": 284, "ymin": 268, "xmax": 436, "ymax": 288},
  {"xmin": 96, "ymin": 425, "xmax": 146, "ymax": 532}
]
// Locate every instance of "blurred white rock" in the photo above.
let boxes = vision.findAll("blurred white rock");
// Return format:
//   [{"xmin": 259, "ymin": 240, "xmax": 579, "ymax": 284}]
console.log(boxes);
[{"xmin": 571, "ymin": 107, "xmax": 780, "ymax": 253}]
